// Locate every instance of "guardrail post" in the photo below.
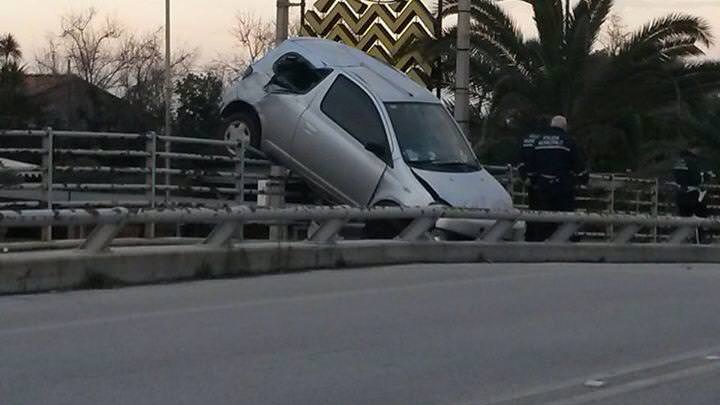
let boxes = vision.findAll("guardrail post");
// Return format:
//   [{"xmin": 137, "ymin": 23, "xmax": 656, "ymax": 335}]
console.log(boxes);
[
  {"xmin": 607, "ymin": 175, "xmax": 616, "ymax": 241},
  {"xmin": 258, "ymin": 165, "xmax": 288, "ymax": 241},
  {"xmin": 507, "ymin": 164, "xmax": 515, "ymax": 201},
  {"xmin": 398, "ymin": 217, "xmax": 437, "ymax": 241},
  {"xmin": 204, "ymin": 221, "xmax": 242, "ymax": 247},
  {"xmin": 668, "ymin": 226, "xmax": 695, "ymax": 245},
  {"xmin": 613, "ymin": 224, "xmax": 642, "ymax": 244},
  {"xmin": 144, "ymin": 131, "xmax": 157, "ymax": 238},
  {"xmin": 164, "ymin": 138, "xmax": 171, "ymax": 204},
  {"xmin": 481, "ymin": 220, "xmax": 516, "ymax": 242},
  {"xmin": 233, "ymin": 140, "xmax": 246, "ymax": 240},
  {"xmin": 78, "ymin": 208, "xmax": 129, "ymax": 253},
  {"xmin": 549, "ymin": 222, "xmax": 581, "ymax": 243},
  {"xmin": 41, "ymin": 127, "xmax": 54, "ymax": 241},
  {"xmin": 652, "ymin": 178, "xmax": 659, "ymax": 242},
  {"xmin": 309, "ymin": 219, "xmax": 347, "ymax": 243}
]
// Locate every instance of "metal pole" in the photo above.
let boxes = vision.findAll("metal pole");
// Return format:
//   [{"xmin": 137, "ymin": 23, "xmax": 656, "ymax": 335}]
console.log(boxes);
[
  {"xmin": 41, "ymin": 127, "xmax": 54, "ymax": 241},
  {"xmin": 454, "ymin": 0, "xmax": 471, "ymax": 136},
  {"xmin": 300, "ymin": 0, "xmax": 306, "ymax": 33},
  {"xmin": 145, "ymin": 132, "xmax": 157, "ymax": 238},
  {"xmin": 165, "ymin": 0, "xmax": 172, "ymax": 139},
  {"xmin": 435, "ymin": 0, "xmax": 444, "ymax": 98},
  {"xmin": 653, "ymin": 178, "xmax": 659, "ymax": 242},
  {"xmin": 276, "ymin": 0, "xmax": 290, "ymax": 45}
]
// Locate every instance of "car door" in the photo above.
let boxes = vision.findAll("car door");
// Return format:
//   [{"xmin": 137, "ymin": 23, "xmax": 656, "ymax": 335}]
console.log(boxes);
[
  {"xmin": 255, "ymin": 53, "xmax": 330, "ymax": 156},
  {"xmin": 291, "ymin": 73, "xmax": 391, "ymax": 206}
]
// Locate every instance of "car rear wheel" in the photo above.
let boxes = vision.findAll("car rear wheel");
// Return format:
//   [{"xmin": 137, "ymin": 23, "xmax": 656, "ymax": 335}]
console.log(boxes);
[{"xmin": 221, "ymin": 111, "xmax": 260, "ymax": 154}]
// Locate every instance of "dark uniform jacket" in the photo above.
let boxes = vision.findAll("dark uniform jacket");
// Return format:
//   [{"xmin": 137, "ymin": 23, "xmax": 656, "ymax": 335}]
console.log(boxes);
[
  {"xmin": 518, "ymin": 132, "xmax": 541, "ymax": 182},
  {"xmin": 528, "ymin": 127, "xmax": 588, "ymax": 188},
  {"xmin": 673, "ymin": 152, "xmax": 707, "ymax": 193}
]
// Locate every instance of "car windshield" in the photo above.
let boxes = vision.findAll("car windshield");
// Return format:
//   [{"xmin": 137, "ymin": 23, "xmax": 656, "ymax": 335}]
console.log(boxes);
[{"xmin": 385, "ymin": 103, "xmax": 480, "ymax": 171}]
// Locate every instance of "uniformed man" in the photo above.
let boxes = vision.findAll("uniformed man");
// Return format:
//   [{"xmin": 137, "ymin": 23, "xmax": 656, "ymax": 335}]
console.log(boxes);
[
  {"xmin": 673, "ymin": 146, "xmax": 715, "ymax": 243},
  {"xmin": 528, "ymin": 116, "xmax": 588, "ymax": 241},
  {"xmin": 517, "ymin": 123, "xmax": 543, "ymax": 241}
]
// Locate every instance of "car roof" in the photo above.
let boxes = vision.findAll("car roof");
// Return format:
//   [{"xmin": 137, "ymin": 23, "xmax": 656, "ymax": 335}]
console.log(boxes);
[{"xmin": 282, "ymin": 38, "xmax": 439, "ymax": 104}]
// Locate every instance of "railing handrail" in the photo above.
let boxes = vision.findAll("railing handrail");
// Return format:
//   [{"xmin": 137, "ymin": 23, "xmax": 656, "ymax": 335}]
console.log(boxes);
[{"xmin": 1, "ymin": 206, "xmax": 718, "ymax": 228}]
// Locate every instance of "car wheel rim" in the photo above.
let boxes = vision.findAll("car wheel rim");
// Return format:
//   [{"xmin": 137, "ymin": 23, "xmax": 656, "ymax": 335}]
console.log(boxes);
[{"xmin": 224, "ymin": 121, "xmax": 251, "ymax": 155}]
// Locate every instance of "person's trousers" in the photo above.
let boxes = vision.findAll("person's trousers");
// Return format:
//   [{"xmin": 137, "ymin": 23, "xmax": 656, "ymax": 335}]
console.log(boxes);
[
  {"xmin": 535, "ymin": 183, "xmax": 575, "ymax": 242},
  {"xmin": 677, "ymin": 191, "xmax": 710, "ymax": 243},
  {"xmin": 525, "ymin": 187, "xmax": 541, "ymax": 242}
]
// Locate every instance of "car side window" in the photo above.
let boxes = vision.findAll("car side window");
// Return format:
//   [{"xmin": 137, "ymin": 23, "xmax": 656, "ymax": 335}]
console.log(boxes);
[
  {"xmin": 321, "ymin": 75, "xmax": 389, "ymax": 161},
  {"xmin": 270, "ymin": 53, "xmax": 331, "ymax": 94}
]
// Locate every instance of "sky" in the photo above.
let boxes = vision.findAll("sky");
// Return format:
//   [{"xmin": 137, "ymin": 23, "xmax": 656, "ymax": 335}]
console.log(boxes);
[{"xmin": 1, "ymin": 0, "xmax": 718, "ymax": 68}]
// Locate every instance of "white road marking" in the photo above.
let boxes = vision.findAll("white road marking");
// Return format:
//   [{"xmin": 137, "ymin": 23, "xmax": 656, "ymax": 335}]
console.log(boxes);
[
  {"xmin": 470, "ymin": 344, "xmax": 720, "ymax": 405},
  {"xmin": 0, "ymin": 270, "xmax": 557, "ymax": 337}
]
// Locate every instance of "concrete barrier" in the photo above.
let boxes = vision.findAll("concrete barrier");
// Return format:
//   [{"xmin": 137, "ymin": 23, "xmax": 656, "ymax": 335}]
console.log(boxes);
[{"xmin": 2, "ymin": 241, "xmax": 719, "ymax": 295}]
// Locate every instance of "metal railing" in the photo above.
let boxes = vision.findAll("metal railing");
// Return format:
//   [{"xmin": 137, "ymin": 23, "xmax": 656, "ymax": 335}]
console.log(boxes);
[
  {"xmin": 0, "ymin": 206, "xmax": 718, "ymax": 254},
  {"xmin": 0, "ymin": 129, "xmax": 257, "ymax": 208}
]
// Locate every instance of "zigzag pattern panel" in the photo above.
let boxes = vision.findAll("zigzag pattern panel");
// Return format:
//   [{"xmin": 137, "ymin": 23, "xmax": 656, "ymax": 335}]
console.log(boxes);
[{"xmin": 302, "ymin": 0, "xmax": 436, "ymax": 87}]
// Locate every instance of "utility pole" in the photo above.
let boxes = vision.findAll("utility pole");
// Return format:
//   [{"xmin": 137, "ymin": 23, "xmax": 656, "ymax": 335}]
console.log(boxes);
[
  {"xmin": 165, "ymin": 0, "xmax": 172, "ymax": 138},
  {"xmin": 276, "ymin": 0, "xmax": 290, "ymax": 45},
  {"xmin": 454, "ymin": 0, "xmax": 471, "ymax": 136},
  {"xmin": 435, "ymin": 0, "xmax": 444, "ymax": 98}
]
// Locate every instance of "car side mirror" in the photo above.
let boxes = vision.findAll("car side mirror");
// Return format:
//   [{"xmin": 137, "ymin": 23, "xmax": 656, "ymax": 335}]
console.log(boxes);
[{"xmin": 365, "ymin": 142, "xmax": 387, "ymax": 162}]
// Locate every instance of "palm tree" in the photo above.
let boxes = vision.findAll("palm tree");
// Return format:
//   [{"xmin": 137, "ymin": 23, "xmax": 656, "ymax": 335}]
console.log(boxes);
[
  {"xmin": 0, "ymin": 33, "xmax": 22, "ymax": 66},
  {"xmin": 408, "ymin": 0, "xmax": 720, "ymax": 169}
]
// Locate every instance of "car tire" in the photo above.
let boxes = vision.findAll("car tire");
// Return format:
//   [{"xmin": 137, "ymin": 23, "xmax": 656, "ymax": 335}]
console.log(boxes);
[
  {"xmin": 220, "ymin": 111, "xmax": 260, "ymax": 153},
  {"xmin": 364, "ymin": 202, "xmax": 410, "ymax": 239}
]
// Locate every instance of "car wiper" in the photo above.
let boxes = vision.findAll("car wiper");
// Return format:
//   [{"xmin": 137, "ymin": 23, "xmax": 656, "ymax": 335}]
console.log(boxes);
[{"xmin": 428, "ymin": 160, "xmax": 480, "ymax": 168}]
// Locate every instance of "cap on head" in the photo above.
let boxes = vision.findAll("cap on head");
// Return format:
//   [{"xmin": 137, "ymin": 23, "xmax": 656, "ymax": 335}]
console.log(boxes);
[{"xmin": 550, "ymin": 115, "xmax": 568, "ymax": 131}]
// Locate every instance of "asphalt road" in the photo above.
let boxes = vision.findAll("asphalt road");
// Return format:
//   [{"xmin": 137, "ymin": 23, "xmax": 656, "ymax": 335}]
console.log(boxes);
[{"xmin": 2, "ymin": 263, "xmax": 720, "ymax": 405}]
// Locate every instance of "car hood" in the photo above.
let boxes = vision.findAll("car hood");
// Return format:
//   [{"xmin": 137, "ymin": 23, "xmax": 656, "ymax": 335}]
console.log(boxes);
[{"xmin": 411, "ymin": 167, "xmax": 513, "ymax": 211}]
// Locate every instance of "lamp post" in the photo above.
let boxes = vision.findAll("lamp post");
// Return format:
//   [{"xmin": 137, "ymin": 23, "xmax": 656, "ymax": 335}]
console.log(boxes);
[
  {"xmin": 276, "ymin": 0, "xmax": 307, "ymax": 45},
  {"xmin": 164, "ymin": 0, "xmax": 172, "ymax": 138},
  {"xmin": 454, "ymin": 0, "xmax": 471, "ymax": 136},
  {"xmin": 276, "ymin": 0, "xmax": 290, "ymax": 45}
]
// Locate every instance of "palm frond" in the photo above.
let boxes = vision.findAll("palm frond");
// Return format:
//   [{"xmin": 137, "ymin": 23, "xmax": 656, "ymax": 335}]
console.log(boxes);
[{"xmin": 621, "ymin": 14, "xmax": 714, "ymax": 58}]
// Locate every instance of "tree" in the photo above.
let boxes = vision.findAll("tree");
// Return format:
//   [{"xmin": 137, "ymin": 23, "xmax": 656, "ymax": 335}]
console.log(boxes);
[
  {"xmin": 600, "ymin": 13, "xmax": 629, "ymax": 56},
  {"xmin": 120, "ymin": 29, "xmax": 195, "ymax": 129},
  {"xmin": 0, "ymin": 34, "xmax": 22, "ymax": 65},
  {"xmin": 232, "ymin": 11, "xmax": 274, "ymax": 64},
  {"xmin": 50, "ymin": 8, "xmax": 131, "ymax": 91},
  {"xmin": 35, "ymin": 8, "xmax": 196, "ymax": 130},
  {"xmin": 210, "ymin": 11, "xmax": 301, "ymax": 84},
  {"xmin": 408, "ymin": 0, "xmax": 720, "ymax": 170},
  {"xmin": 0, "ymin": 35, "xmax": 34, "ymax": 129},
  {"xmin": 175, "ymin": 72, "xmax": 223, "ymax": 139}
]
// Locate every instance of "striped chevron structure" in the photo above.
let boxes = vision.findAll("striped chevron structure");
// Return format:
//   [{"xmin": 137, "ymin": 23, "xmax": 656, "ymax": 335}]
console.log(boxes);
[{"xmin": 302, "ymin": 0, "xmax": 437, "ymax": 86}]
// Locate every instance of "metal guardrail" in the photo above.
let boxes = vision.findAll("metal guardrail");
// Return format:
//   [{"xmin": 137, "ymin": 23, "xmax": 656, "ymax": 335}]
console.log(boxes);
[
  {"xmin": 0, "ymin": 129, "xmax": 308, "ymax": 240},
  {"xmin": 0, "ymin": 129, "xmax": 716, "ymax": 246},
  {"xmin": 0, "ymin": 206, "xmax": 717, "ymax": 254}
]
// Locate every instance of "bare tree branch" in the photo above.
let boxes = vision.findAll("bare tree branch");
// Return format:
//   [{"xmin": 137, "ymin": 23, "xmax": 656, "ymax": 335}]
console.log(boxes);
[{"xmin": 231, "ymin": 11, "xmax": 274, "ymax": 64}]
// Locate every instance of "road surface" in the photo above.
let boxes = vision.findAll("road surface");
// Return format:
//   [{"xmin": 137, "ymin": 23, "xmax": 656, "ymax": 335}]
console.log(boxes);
[{"xmin": 2, "ymin": 263, "xmax": 720, "ymax": 404}]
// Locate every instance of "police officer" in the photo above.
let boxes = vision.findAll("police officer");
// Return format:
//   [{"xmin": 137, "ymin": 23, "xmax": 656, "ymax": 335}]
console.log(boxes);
[
  {"xmin": 517, "ymin": 122, "xmax": 543, "ymax": 241},
  {"xmin": 528, "ymin": 116, "xmax": 588, "ymax": 241},
  {"xmin": 673, "ymin": 146, "xmax": 714, "ymax": 243}
]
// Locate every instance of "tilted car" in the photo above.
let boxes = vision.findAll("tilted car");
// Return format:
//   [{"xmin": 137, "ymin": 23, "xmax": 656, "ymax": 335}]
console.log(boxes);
[{"xmin": 219, "ymin": 38, "xmax": 517, "ymax": 239}]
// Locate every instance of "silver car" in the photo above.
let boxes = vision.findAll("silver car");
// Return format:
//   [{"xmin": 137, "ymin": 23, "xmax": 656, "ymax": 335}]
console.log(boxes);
[{"xmin": 220, "ymin": 38, "xmax": 515, "ymax": 238}]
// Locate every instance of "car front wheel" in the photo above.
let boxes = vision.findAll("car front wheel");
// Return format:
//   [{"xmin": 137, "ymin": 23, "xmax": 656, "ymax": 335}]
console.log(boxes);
[{"xmin": 220, "ymin": 111, "xmax": 260, "ymax": 154}]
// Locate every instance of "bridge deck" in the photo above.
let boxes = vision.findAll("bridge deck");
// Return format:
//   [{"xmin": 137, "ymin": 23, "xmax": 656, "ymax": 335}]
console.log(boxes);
[{"xmin": 2, "ymin": 263, "xmax": 719, "ymax": 404}]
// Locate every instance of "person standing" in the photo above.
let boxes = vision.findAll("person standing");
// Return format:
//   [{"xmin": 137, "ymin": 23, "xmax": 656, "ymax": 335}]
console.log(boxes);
[
  {"xmin": 673, "ymin": 146, "xmax": 714, "ymax": 243},
  {"xmin": 528, "ymin": 116, "xmax": 588, "ymax": 241},
  {"xmin": 517, "ymin": 121, "xmax": 543, "ymax": 241}
]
